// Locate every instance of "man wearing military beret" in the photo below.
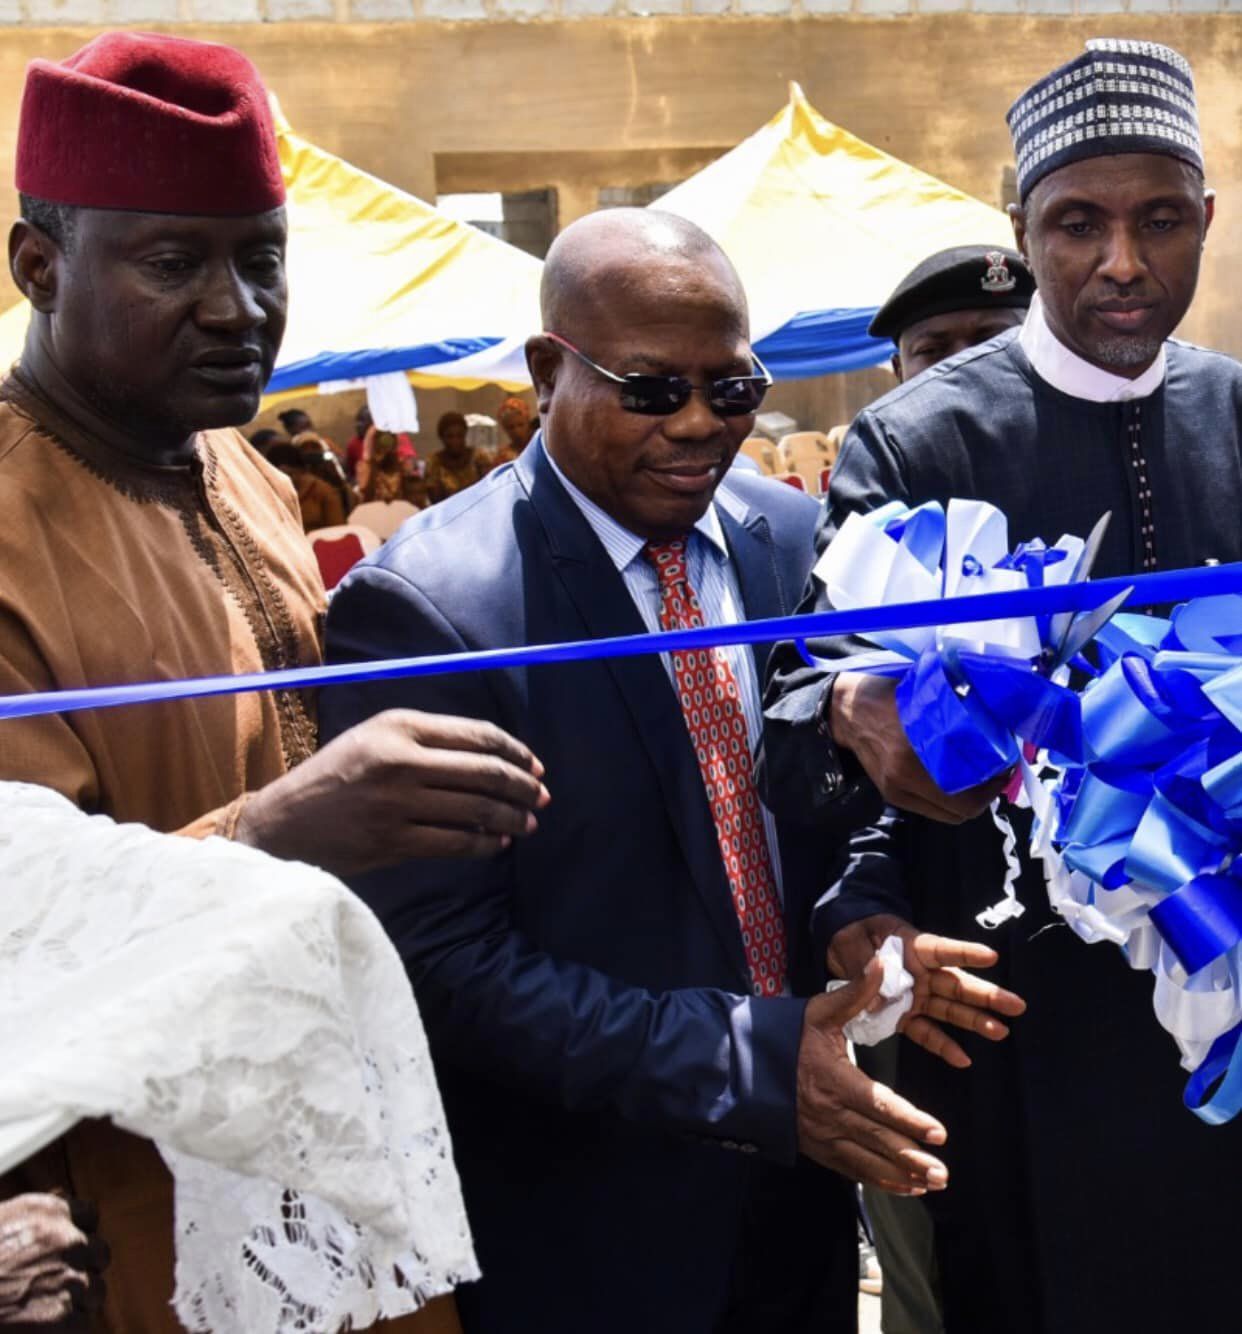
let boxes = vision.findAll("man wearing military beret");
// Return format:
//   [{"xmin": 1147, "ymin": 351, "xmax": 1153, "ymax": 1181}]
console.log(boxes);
[
  {"xmin": 871, "ymin": 244, "xmax": 1035, "ymax": 383},
  {"xmin": 763, "ymin": 38, "xmax": 1242, "ymax": 1334},
  {"xmin": 842, "ymin": 244, "xmax": 1034, "ymax": 1334}
]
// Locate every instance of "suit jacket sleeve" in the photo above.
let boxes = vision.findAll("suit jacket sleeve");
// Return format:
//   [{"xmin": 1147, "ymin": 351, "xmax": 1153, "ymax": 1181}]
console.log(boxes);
[
  {"xmin": 759, "ymin": 410, "xmax": 916, "ymax": 934},
  {"xmin": 322, "ymin": 563, "xmax": 809, "ymax": 1165}
]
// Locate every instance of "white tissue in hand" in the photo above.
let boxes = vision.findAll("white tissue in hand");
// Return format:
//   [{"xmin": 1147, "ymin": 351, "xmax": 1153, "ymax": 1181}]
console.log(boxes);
[{"xmin": 826, "ymin": 934, "xmax": 914, "ymax": 1046}]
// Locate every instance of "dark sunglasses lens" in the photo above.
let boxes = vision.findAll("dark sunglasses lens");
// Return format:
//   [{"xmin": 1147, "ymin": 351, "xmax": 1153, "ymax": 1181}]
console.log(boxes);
[
  {"xmin": 619, "ymin": 376, "xmax": 693, "ymax": 416},
  {"xmin": 710, "ymin": 377, "xmax": 769, "ymax": 417}
]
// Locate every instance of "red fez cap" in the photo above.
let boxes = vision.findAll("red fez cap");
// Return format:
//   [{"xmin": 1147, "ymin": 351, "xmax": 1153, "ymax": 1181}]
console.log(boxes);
[{"xmin": 16, "ymin": 31, "xmax": 285, "ymax": 216}]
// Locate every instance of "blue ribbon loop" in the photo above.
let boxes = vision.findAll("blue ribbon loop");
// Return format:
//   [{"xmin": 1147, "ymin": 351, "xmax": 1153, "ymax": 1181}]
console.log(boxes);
[
  {"xmin": 1184, "ymin": 1024, "xmax": 1242, "ymax": 1125},
  {"xmin": 896, "ymin": 649, "xmax": 1020, "ymax": 793},
  {"xmin": 1149, "ymin": 872, "xmax": 1242, "ymax": 976}
]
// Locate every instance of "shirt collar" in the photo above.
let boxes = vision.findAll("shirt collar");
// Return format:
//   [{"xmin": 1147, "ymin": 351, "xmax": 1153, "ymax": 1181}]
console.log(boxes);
[
  {"xmin": 1018, "ymin": 292, "xmax": 1166, "ymax": 403},
  {"xmin": 542, "ymin": 437, "xmax": 732, "ymax": 574}
]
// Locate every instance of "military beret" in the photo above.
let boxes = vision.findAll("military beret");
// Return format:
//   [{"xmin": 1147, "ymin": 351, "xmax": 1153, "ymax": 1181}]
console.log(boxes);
[{"xmin": 868, "ymin": 246, "xmax": 1035, "ymax": 342}]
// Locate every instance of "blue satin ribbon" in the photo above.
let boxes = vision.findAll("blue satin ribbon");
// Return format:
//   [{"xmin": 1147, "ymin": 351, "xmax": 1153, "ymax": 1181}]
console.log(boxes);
[
  {"xmin": 1, "ymin": 561, "xmax": 1238, "ymax": 723},
  {"xmin": 895, "ymin": 647, "xmax": 1080, "ymax": 794},
  {"xmin": 895, "ymin": 649, "xmax": 1021, "ymax": 791},
  {"xmin": 883, "ymin": 501, "xmax": 946, "ymax": 576},
  {"xmin": 1184, "ymin": 1024, "xmax": 1242, "ymax": 1126},
  {"xmin": 1150, "ymin": 871, "xmax": 1242, "ymax": 976}
]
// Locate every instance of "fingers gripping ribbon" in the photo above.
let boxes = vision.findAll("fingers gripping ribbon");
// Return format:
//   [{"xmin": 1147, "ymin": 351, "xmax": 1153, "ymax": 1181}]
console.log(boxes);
[{"xmin": 800, "ymin": 499, "xmax": 1120, "ymax": 930}]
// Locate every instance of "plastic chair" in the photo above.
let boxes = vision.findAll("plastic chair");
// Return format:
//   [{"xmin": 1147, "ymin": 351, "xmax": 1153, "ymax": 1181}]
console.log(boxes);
[
  {"xmin": 312, "ymin": 532, "xmax": 365, "ymax": 591},
  {"xmin": 350, "ymin": 500, "xmax": 418, "ymax": 542},
  {"xmin": 311, "ymin": 524, "xmax": 381, "ymax": 591},
  {"xmin": 779, "ymin": 432, "xmax": 837, "ymax": 494},
  {"xmin": 738, "ymin": 436, "xmax": 779, "ymax": 475}
]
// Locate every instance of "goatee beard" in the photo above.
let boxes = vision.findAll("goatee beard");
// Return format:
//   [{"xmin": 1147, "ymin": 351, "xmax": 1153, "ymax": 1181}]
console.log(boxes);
[{"xmin": 1088, "ymin": 334, "xmax": 1163, "ymax": 371}]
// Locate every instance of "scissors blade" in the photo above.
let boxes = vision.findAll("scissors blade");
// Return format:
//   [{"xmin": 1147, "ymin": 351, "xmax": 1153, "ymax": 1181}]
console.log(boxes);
[
  {"xmin": 1073, "ymin": 511, "xmax": 1113, "ymax": 584},
  {"xmin": 1050, "ymin": 511, "xmax": 1113, "ymax": 650},
  {"xmin": 1051, "ymin": 586, "xmax": 1134, "ymax": 670}
]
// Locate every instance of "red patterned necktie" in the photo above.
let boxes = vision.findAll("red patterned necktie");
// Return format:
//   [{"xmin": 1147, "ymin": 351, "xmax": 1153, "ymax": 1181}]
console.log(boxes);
[{"xmin": 644, "ymin": 539, "xmax": 787, "ymax": 998}]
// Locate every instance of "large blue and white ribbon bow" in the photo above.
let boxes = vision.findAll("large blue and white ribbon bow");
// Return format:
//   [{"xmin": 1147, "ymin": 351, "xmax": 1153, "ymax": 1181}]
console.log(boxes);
[
  {"xmin": 1036, "ymin": 595, "xmax": 1242, "ymax": 1124},
  {"xmin": 802, "ymin": 499, "xmax": 1123, "ymax": 927},
  {"xmin": 805, "ymin": 499, "xmax": 1111, "ymax": 791}
]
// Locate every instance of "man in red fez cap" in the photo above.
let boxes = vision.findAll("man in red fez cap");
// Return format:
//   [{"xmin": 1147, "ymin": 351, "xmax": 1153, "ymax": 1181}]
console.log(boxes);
[{"xmin": 0, "ymin": 31, "xmax": 547, "ymax": 1333}]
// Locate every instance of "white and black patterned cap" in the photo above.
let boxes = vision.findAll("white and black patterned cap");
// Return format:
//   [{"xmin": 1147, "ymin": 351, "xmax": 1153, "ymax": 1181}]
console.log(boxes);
[{"xmin": 1007, "ymin": 38, "xmax": 1203, "ymax": 201}]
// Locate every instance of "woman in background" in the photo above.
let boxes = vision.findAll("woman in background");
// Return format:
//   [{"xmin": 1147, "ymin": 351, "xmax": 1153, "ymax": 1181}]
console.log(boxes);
[{"xmin": 425, "ymin": 413, "xmax": 489, "ymax": 504}]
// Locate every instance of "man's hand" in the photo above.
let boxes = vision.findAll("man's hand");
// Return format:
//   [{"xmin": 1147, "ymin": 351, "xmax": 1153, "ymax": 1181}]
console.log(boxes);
[
  {"xmin": 827, "ymin": 913, "xmax": 1027, "ymax": 1068},
  {"xmin": 829, "ymin": 674, "xmax": 1009, "ymax": 823},
  {"xmin": 798, "ymin": 961, "xmax": 950, "ymax": 1194},
  {"xmin": 0, "ymin": 1195, "xmax": 108, "ymax": 1329},
  {"xmin": 236, "ymin": 709, "xmax": 550, "ymax": 875}
]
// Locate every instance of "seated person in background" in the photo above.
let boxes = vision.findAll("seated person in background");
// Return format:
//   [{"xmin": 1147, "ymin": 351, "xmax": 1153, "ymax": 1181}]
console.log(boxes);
[
  {"xmin": 347, "ymin": 404, "xmax": 418, "ymax": 481},
  {"xmin": 268, "ymin": 442, "xmax": 347, "ymax": 531},
  {"xmin": 358, "ymin": 426, "xmax": 428, "ymax": 508},
  {"xmin": 277, "ymin": 406, "xmax": 313, "ymax": 438},
  {"xmin": 425, "ymin": 410, "xmax": 489, "ymax": 503},
  {"xmin": 490, "ymin": 395, "xmax": 536, "ymax": 466},
  {"xmin": 248, "ymin": 426, "xmax": 284, "ymax": 458},
  {"xmin": 278, "ymin": 404, "xmax": 344, "ymax": 465},
  {"xmin": 295, "ymin": 428, "xmax": 355, "ymax": 515}
]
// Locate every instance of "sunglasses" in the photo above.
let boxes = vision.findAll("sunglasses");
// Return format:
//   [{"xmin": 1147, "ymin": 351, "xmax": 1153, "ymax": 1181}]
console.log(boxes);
[{"xmin": 545, "ymin": 332, "xmax": 772, "ymax": 418}]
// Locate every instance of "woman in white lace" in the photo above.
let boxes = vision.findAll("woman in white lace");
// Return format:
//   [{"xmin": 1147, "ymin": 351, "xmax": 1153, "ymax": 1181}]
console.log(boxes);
[{"xmin": 0, "ymin": 783, "xmax": 477, "ymax": 1334}]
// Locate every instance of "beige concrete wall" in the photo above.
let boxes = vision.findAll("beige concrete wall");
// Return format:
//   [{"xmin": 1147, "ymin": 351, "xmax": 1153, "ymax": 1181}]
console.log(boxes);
[{"xmin": 2, "ymin": 15, "xmax": 1240, "ymax": 429}]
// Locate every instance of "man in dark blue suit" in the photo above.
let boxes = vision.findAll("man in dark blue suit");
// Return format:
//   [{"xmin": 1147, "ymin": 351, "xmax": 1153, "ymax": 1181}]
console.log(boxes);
[{"xmin": 320, "ymin": 210, "xmax": 959, "ymax": 1333}]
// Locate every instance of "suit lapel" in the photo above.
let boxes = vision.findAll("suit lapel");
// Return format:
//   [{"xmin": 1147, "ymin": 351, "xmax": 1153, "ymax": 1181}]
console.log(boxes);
[
  {"xmin": 716, "ymin": 492, "xmax": 785, "ymax": 680},
  {"xmin": 519, "ymin": 444, "xmax": 749, "ymax": 980}
]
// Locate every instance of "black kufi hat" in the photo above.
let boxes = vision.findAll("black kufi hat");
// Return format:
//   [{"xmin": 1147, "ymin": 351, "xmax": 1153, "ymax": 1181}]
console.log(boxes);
[{"xmin": 1007, "ymin": 38, "xmax": 1202, "ymax": 201}]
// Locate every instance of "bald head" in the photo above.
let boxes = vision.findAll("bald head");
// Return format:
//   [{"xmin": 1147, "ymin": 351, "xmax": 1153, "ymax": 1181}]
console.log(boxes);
[
  {"xmin": 541, "ymin": 208, "xmax": 748, "ymax": 339},
  {"xmin": 526, "ymin": 207, "xmax": 762, "ymax": 544}
]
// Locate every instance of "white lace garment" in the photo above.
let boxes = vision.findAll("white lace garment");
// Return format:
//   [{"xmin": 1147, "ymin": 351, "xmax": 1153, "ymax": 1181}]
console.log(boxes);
[{"xmin": 0, "ymin": 782, "xmax": 478, "ymax": 1332}]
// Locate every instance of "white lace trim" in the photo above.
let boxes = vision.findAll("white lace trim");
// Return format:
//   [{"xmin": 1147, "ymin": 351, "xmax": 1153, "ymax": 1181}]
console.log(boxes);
[{"xmin": 0, "ymin": 783, "xmax": 478, "ymax": 1333}]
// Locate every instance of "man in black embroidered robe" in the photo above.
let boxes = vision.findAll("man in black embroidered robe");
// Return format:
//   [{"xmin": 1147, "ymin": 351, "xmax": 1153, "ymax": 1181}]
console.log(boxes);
[{"xmin": 762, "ymin": 37, "xmax": 1242, "ymax": 1334}]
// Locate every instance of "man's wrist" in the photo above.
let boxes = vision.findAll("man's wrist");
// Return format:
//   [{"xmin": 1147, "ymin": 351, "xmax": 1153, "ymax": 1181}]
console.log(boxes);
[
  {"xmin": 821, "ymin": 673, "xmax": 850, "ymax": 749},
  {"xmin": 228, "ymin": 791, "xmax": 264, "ymax": 848},
  {"xmin": 815, "ymin": 676, "xmax": 861, "ymax": 799}
]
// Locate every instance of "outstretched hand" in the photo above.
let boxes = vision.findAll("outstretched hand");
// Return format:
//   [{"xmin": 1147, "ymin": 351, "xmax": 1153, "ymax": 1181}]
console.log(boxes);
[
  {"xmin": 237, "ymin": 709, "xmax": 550, "ymax": 875},
  {"xmin": 0, "ymin": 1195, "xmax": 108, "ymax": 1329},
  {"xmin": 797, "ymin": 960, "xmax": 950, "ymax": 1195},
  {"xmin": 827, "ymin": 913, "xmax": 1027, "ymax": 1068}
]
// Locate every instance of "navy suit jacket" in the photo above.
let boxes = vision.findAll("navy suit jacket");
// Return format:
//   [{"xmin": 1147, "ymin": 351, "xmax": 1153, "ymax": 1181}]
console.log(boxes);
[{"xmin": 321, "ymin": 441, "xmax": 855, "ymax": 1334}]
